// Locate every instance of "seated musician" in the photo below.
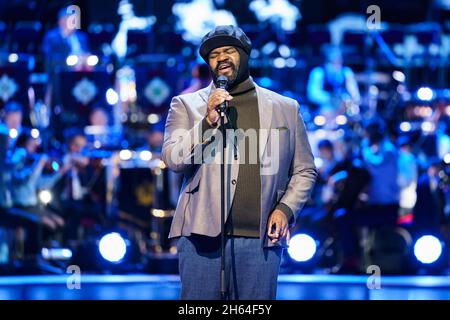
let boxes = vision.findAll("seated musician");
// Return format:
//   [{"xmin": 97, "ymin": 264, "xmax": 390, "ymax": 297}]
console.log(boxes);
[
  {"xmin": 9, "ymin": 130, "xmax": 69, "ymax": 257},
  {"xmin": 59, "ymin": 129, "xmax": 106, "ymax": 244},
  {"xmin": 307, "ymin": 46, "xmax": 360, "ymax": 126}
]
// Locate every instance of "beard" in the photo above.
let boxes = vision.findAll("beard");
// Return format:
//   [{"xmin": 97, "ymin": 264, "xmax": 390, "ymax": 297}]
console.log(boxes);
[{"xmin": 213, "ymin": 61, "xmax": 238, "ymax": 84}]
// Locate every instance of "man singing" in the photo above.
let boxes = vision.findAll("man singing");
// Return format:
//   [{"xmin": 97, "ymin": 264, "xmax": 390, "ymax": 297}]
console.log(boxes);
[{"xmin": 162, "ymin": 25, "xmax": 317, "ymax": 300}]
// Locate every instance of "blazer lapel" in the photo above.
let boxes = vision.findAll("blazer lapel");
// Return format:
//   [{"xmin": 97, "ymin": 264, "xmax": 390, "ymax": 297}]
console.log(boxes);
[
  {"xmin": 255, "ymin": 84, "xmax": 273, "ymax": 161},
  {"xmin": 198, "ymin": 82, "xmax": 214, "ymax": 104}
]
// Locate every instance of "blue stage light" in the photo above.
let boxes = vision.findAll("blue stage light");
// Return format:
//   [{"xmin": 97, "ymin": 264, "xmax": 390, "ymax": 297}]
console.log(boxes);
[
  {"xmin": 99, "ymin": 232, "xmax": 127, "ymax": 263},
  {"xmin": 414, "ymin": 235, "xmax": 442, "ymax": 264},
  {"xmin": 51, "ymin": 161, "xmax": 60, "ymax": 171},
  {"xmin": 288, "ymin": 234, "xmax": 317, "ymax": 262}
]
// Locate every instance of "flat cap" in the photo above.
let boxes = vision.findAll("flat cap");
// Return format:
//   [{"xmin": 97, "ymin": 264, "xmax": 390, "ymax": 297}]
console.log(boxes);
[{"xmin": 199, "ymin": 25, "xmax": 252, "ymax": 62}]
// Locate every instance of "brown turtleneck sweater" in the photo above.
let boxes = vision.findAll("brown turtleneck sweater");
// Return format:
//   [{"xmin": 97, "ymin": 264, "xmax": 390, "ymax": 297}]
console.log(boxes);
[{"xmin": 225, "ymin": 77, "xmax": 261, "ymax": 237}]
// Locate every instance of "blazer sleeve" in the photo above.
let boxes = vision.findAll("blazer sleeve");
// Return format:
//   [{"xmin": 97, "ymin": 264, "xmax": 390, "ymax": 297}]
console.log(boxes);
[
  {"xmin": 162, "ymin": 95, "xmax": 219, "ymax": 173},
  {"xmin": 278, "ymin": 101, "xmax": 318, "ymax": 226}
]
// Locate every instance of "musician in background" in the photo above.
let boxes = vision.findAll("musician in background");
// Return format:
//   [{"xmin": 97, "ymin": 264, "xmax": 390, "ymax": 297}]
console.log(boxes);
[
  {"xmin": 414, "ymin": 158, "xmax": 446, "ymax": 235},
  {"xmin": 361, "ymin": 118, "xmax": 399, "ymax": 227},
  {"xmin": 89, "ymin": 107, "xmax": 110, "ymax": 127},
  {"xmin": 60, "ymin": 129, "xmax": 105, "ymax": 244},
  {"xmin": 9, "ymin": 130, "xmax": 68, "ymax": 257},
  {"xmin": 42, "ymin": 6, "xmax": 90, "ymax": 76},
  {"xmin": 307, "ymin": 46, "xmax": 360, "ymax": 125},
  {"xmin": 42, "ymin": 6, "xmax": 91, "ymax": 109},
  {"xmin": 1, "ymin": 101, "xmax": 24, "ymax": 150},
  {"xmin": 140, "ymin": 122, "xmax": 165, "ymax": 155}
]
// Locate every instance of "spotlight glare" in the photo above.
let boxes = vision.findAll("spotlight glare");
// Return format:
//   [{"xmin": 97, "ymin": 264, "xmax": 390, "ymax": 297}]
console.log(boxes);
[
  {"xmin": 106, "ymin": 88, "xmax": 119, "ymax": 105},
  {"xmin": 414, "ymin": 235, "xmax": 442, "ymax": 264},
  {"xmin": 41, "ymin": 248, "xmax": 73, "ymax": 260},
  {"xmin": 31, "ymin": 128, "xmax": 40, "ymax": 139},
  {"xmin": 400, "ymin": 122, "xmax": 411, "ymax": 132},
  {"xmin": 314, "ymin": 157, "xmax": 324, "ymax": 169},
  {"xmin": 119, "ymin": 149, "xmax": 133, "ymax": 161},
  {"xmin": 278, "ymin": 45, "xmax": 291, "ymax": 58},
  {"xmin": 147, "ymin": 113, "xmax": 160, "ymax": 124},
  {"xmin": 417, "ymin": 87, "xmax": 434, "ymax": 101},
  {"xmin": 421, "ymin": 121, "xmax": 435, "ymax": 133},
  {"xmin": 285, "ymin": 58, "xmax": 297, "ymax": 68},
  {"xmin": 38, "ymin": 190, "xmax": 52, "ymax": 205},
  {"xmin": 98, "ymin": 232, "xmax": 127, "ymax": 263},
  {"xmin": 335, "ymin": 115, "xmax": 347, "ymax": 126},
  {"xmin": 139, "ymin": 150, "xmax": 153, "ymax": 161},
  {"xmin": 87, "ymin": 55, "xmax": 99, "ymax": 66},
  {"xmin": 392, "ymin": 70, "xmax": 406, "ymax": 82},
  {"xmin": 94, "ymin": 140, "xmax": 102, "ymax": 149},
  {"xmin": 9, "ymin": 128, "xmax": 18, "ymax": 139},
  {"xmin": 288, "ymin": 234, "xmax": 317, "ymax": 262},
  {"xmin": 66, "ymin": 55, "xmax": 79, "ymax": 66},
  {"xmin": 51, "ymin": 161, "xmax": 60, "ymax": 171},
  {"xmin": 314, "ymin": 115, "xmax": 326, "ymax": 126},
  {"xmin": 444, "ymin": 153, "xmax": 450, "ymax": 164},
  {"xmin": 8, "ymin": 53, "xmax": 18, "ymax": 63},
  {"xmin": 273, "ymin": 57, "xmax": 286, "ymax": 69}
]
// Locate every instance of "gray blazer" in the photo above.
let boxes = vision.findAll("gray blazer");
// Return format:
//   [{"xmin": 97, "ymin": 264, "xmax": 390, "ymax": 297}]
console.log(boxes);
[{"xmin": 162, "ymin": 82, "xmax": 317, "ymax": 247}]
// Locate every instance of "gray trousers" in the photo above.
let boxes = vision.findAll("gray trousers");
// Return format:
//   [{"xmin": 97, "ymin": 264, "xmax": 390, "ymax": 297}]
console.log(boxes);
[{"xmin": 177, "ymin": 235, "xmax": 282, "ymax": 300}]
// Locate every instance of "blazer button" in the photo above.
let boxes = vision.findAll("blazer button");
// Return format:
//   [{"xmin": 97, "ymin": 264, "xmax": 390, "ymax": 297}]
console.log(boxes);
[{"xmin": 231, "ymin": 179, "xmax": 236, "ymax": 185}]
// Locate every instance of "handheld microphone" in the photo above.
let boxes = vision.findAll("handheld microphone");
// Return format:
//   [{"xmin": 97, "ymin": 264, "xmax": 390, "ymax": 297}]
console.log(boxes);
[
  {"xmin": 216, "ymin": 75, "xmax": 229, "ymax": 114},
  {"xmin": 216, "ymin": 75, "xmax": 228, "ymax": 90}
]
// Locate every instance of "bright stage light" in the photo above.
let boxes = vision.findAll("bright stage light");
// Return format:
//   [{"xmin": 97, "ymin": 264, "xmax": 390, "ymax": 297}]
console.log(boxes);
[
  {"xmin": 288, "ymin": 234, "xmax": 317, "ymax": 262},
  {"xmin": 98, "ymin": 232, "xmax": 127, "ymax": 263},
  {"xmin": 38, "ymin": 190, "xmax": 52, "ymax": 205},
  {"xmin": 314, "ymin": 115, "xmax": 326, "ymax": 126},
  {"xmin": 8, "ymin": 53, "xmax": 18, "ymax": 63},
  {"xmin": 414, "ymin": 235, "xmax": 442, "ymax": 264},
  {"xmin": 444, "ymin": 154, "xmax": 450, "ymax": 164},
  {"xmin": 421, "ymin": 121, "xmax": 435, "ymax": 133},
  {"xmin": 273, "ymin": 57, "xmax": 286, "ymax": 69},
  {"xmin": 42, "ymin": 248, "xmax": 72, "ymax": 260},
  {"xmin": 139, "ymin": 150, "xmax": 152, "ymax": 161},
  {"xmin": 314, "ymin": 157, "xmax": 324, "ymax": 169},
  {"xmin": 285, "ymin": 58, "xmax": 297, "ymax": 68},
  {"xmin": 119, "ymin": 149, "xmax": 133, "ymax": 161},
  {"xmin": 336, "ymin": 115, "xmax": 347, "ymax": 126},
  {"xmin": 9, "ymin": 128, "xmax": 18, "ymax": 139},
  {"xmin": 66, "ymin": 55, "xmax": 79, "ymax": 66},
  {"xmin": 31, "ymin": 128, "xmax": 40, "ymax": 139},
  {"xmin": 87, "ymin": 55, "xmax": 99, "ymax": 66},
  {"xmin": 399, "ymin": 122, "xmax": 411, "ymax": 132},
  {"xmin": 278, "ymin": 44, "xmax": 291, "ymax": 58},
  {"xmin": 106, "ymin": 88, "xmax": 119, "ymax": 105},
  {"xmin": 147, "ymin": 113, "xmax": 160, "ymax": 124},
  {"xmin": 392, "ymin": 70, "xmax": 405, "ymax": 82},
  {"xmin": 417, "ymin": 87, "xmax": 434, "ymax": 101}
]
